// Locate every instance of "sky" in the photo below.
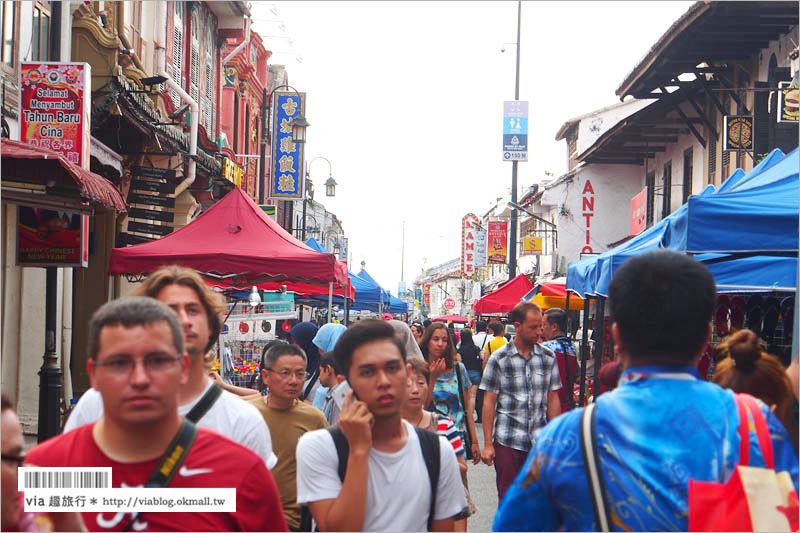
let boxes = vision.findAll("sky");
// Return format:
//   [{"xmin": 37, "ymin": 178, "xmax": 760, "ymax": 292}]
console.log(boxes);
[{"xmin": 250, "ymin": 1, "xmax": 695, "ymax": 295}]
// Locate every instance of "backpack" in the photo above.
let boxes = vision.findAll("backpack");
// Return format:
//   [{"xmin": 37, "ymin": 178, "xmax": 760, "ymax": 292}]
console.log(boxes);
[{"xmin": 326, "ymin": 425, "xmax": 441, "ymax": 530}]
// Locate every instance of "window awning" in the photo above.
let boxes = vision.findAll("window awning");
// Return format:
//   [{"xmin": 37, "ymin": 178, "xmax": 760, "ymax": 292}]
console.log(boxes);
[{"xmin": 1, "ymin": 138, "xmax": 127, "ymax": 212}]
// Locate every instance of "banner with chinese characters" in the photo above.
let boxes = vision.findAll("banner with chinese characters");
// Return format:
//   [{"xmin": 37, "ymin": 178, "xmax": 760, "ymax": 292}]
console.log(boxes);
[
  {"xmin": 17, "ymin": 206, "xmax": 88, "ymax": 267},
  {"xmin": 461, "ymin": 213, "xmax": 482, "ymax": 279},
  {"xmin": 269, "ymin": 91, "xmax": 306, "ymax": 199},
  {"xmin": 723, "ymin": 115, "xmax": 753, "ymax": 152},
  {"xmin": 487, "ymin": 221, "xmax": 508, "ymax": 264},
  {"xmin": 521, "ymin": 236, "xmax": 543, "ymax": 255},
  {"xmin": 19, "ymin": 62, "xmax": 91, "ymax": 169},
  {"xmin": 424, "ymin": 284, "xmax": 432, "ymax": 306},
  {"xmin": 777, "ymin": 81, "xmax": 799, "ymax": 123}
]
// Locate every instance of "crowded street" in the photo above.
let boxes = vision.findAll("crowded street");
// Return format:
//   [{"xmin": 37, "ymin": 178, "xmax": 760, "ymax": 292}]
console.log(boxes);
[{"xmin": 1, "ymin": 1, "xmax": 799, "ymax": 532}]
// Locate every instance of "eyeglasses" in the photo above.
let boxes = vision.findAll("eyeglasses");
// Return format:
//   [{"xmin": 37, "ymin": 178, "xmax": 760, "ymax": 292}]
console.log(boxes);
[
  {"xmin": 1, "ymin": 453, "xmax": 25, "ymax": 467},
  {"xmin": 94, "ymin": 355, "xmax": 182, "ymax": 376},
  {"xmin": 268, "ymin": 369, "xmax": 310, "ymax": 381}
]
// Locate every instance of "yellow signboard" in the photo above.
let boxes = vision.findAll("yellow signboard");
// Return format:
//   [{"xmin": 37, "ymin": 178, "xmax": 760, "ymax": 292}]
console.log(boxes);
[
  {"xmin": 223, "ymin": 158, "xmax": 243, "ymax": 187},
  {"xmin": 522, "ymin": 236, "xmax": 543, "ymax": 255}
]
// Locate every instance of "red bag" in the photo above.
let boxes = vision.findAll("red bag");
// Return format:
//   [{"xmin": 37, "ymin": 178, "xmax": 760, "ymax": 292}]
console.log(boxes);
[{"xmin": 688, "ymin": 393, "xmax": 799, "ymax": 532}]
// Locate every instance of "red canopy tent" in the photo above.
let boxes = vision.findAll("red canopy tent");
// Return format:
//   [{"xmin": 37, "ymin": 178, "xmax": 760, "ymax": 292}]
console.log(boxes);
[
  {"xmin": 110, "ymin": 187, "xmax": 347, "ymax": 289},
  {"xmin": 429, "ymin": 314, "xmax": 469, "ymax": 324},
  {"xmin": 472, "ymin": 273, "xmax": 536, "ymax": 315}
]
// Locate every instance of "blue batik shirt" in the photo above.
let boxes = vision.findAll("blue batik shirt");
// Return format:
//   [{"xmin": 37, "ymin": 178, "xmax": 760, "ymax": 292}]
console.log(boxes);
[{"xmin": 494, "ymin": 365, "xmax": 799, "ymax": 532}]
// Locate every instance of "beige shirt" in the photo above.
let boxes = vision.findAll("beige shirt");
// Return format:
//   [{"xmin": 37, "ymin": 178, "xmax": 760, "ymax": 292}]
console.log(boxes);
[{"xmin": 247, "ymin": 396, "xmax": 327, "ymax": 530}]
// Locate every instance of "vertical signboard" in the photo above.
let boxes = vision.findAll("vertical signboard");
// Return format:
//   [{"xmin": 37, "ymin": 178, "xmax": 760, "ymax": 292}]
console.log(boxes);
[
  {"xmin": 269, "ymin": 91, "xmax": 306, "ymax": 199},
  {"xmin": 777, "ymin": 82, "xmax": 799, "ymax": 123},
  {"xmin": 461, "ymin": 213, "xmax": 482, "ymax": 279},
  {"xmin": 502, "ymin": 100, "xmax": 528, "ymax": 161},
  {"xmin": 488, "ymin": 221, "xmax": 508, "ymax": 264},
  {"xmin": 20, "ymin": 62, "xmax": 91, "ymax": 168},
  {"xmin": 474, "ymin": 229, "xmax": 488, "ymax": 267},
  {"xmin": 630, "ymin": 187, "xmax": 647, "ymax": 236}
]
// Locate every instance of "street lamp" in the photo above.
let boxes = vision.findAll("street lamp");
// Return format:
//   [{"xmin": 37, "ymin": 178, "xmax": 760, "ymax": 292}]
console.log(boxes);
[
  {"xmin": 303, "ymin": 156, "xmax": 337, "ymax": 239},
  {"xmin": 258, "ymin": 84, "xmax": 309, "ymax": 204}
]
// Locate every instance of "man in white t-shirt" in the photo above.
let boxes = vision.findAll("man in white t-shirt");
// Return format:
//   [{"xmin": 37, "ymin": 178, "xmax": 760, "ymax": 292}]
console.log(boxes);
[
  {"xmin": 64, "ymin": 265, "xmax": 277, "ymax": 468},
  {"xmin": 296, "ymin": 320, "xmax": 466, "ymax": 532}
]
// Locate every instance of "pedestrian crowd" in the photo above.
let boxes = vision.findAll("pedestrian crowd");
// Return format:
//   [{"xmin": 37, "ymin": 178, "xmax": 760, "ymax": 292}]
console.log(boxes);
[{"xmin": 2, "ymin": 250, "xmax": 798, "ymax": 532}]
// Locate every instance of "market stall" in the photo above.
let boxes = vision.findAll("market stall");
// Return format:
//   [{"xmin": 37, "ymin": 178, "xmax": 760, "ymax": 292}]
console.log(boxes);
[
  {"xmin": 521, "ymin": 277, "xmax": 585, "ymax": 311},
  {"xmin": 473, "ymin": 273, "xmax": 536, "ymax": 315}
]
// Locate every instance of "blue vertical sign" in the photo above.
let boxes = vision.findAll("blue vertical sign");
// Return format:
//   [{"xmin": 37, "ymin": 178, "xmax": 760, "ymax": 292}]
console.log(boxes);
[
  {"xmin": 502, "ymin": 100, "xmax": 528, "ymax": 161},
  {"xmin": 269, "ymin": 91, "xmax": 306, "ymax": 199}
]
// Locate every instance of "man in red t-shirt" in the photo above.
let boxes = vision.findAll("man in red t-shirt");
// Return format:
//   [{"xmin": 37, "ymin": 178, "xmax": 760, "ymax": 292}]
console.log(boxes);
[{"xmin": 24, "ymin": 297, "xmax": 287, "ymax": 532}]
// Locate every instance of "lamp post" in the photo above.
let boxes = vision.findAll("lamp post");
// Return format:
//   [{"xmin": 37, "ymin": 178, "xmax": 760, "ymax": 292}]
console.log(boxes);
[
  {"xmin": 258, "ymin": 84, "xmax": 309, "ymax": 204},
  {"xmin": 508, "ymin": 0, "xmax": 522, "ymax": 280},
  {"xmin": 303, "ymin": 156, "xmax": 337, "ymax": 240}
]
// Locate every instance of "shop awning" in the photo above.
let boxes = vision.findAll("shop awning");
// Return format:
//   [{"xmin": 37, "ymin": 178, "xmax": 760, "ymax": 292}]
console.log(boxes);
[
  {"xmin": 430, "ymin": 314, "xmax": 469, "ymax": 324},
  {"xmin": 1, "ymin": 138, "xmax": 127, "ymax": 211}
]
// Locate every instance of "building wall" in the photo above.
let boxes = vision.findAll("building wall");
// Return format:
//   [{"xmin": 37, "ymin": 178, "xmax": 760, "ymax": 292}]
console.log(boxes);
[
  {"xmin": 540, "ymin": 163, "xmax": 643, "ymax": 267},
  {"xmin": 644, "ymin": 129, "xmax": 706, "ymax": 223}
]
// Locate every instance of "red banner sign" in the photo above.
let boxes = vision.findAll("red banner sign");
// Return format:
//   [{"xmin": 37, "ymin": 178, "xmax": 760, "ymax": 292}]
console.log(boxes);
[
  {"xmin": 461, "ymin": 213, "xmax": 481, "ymax": 279},
  {"xmin": 630, "ymin": 187, "xmax": 647, "ymax": 236},
  {"xmin": 487, "ymin": 221, "xmax": 508, "ymax": 264},
  {"xmin": 20, "ymin": 62, "xmax": 91, "ymax": 168},
  {"xmin": 17, "ymin": 206, "xmax": 88, "ymax": 267}
]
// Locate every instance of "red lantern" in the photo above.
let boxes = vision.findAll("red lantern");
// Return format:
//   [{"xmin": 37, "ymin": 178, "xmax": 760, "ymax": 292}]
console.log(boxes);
[{"xmin": 282, "ymin": 321, "xmax": 292, "ymax": 332}]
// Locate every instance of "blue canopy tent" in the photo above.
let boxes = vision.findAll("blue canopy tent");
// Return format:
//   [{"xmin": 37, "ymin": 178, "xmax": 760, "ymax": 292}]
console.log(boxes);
[
  {"xmin": 304, "ymin": 237, "xmax": 328, "ymax": 253},
  {"xmin": 567, "ymin": 148, "xmax": 798, "ymax": 296}
]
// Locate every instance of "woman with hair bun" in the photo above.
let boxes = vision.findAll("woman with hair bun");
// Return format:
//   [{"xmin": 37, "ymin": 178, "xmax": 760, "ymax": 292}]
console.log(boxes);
[{"xmin": 712, "ymin": 328, "xmax": 797, "ymax": 450}]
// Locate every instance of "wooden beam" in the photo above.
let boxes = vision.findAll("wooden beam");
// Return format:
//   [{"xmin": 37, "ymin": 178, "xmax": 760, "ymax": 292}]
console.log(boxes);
[
  {"xmin": 660, "ymin": 87, "xmax": 706, "ymax": 148},
  {"xmin": 695, "ymin": 72, "xmax": 729, "ymax": 117},
  {"xmin": 717, "ymin": 74, "xmax": 751, "ymax": 115},
  {"xmin": 686, "ymin": 93, "xmax": 719, "ymax": 140},
  {"xmin": 608, "ymin": 144, "xmax": 667, "ymax": 152},
  {"xmin": 616, "ymin": 135, "xmax": 679, "ymax": 143},
  {"xmin": 585, "ymin": 158, "xmax": 644, "ymax": 165},
  {"xmin": 619, "ymin": 127, "xmax": 688, "ymax": 135}
]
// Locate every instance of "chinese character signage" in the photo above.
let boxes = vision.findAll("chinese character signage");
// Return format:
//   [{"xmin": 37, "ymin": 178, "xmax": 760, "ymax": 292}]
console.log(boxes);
[
  {"xmin": 223, "ymin": 157, "xmax": 243, "ymax": 187},
  {"xmin": 269, "ymin": 91, "xmax": 306, "ymax": 199},
  {"xmin": 723, "ymin": 115, "xmax": 753, "ymax": 152},
  {"xmin": 777, "ymin": 82, "xmax": 799, "ymax": 123},
  {"xmin": 521, "ymin": 236, "xmax": 543, "ymax": 255},
  {"xmin": 502, "ymin": 100, "xmax": 528, "ymax": 161},
  {"xmin": 630, "ymin": 187, "xmax": 647, "ymax": 236},
  {"xmin": 461, "ymin": 213, "xmax": 482, "ymax": 279},
  {"xmin": 17, "ymin": 206, "xmax": 88, "ymax": 267},
  {"xmin": 20, "ymin": 62, "xmax": 91, "ymax": 169},
  {"xmin": 474, "ymin": 228, "xmax": 488, "ymax": 267},
  {"xmin": 424, "ymin": 284, "xmax": 432, "ymax": 306},
  {"xmin": 488, "ymin": 221, "xmax": 508, "ymax": 264}
]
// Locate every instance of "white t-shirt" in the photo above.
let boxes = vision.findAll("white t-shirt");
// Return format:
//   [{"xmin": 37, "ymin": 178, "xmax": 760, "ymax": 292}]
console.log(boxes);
[
  {"xmin": 63, "ymin": 380, "xmax": 278, "ymax": 468},
  {"xmin": 472, "ymin": 332, "xmax": 494, "ymax": 352},
  {"xmin": 296, "ymin": 419, "xmax": 466, "ymax": 531}
]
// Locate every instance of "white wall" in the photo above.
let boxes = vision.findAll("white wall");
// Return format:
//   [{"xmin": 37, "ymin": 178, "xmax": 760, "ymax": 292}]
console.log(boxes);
[
  {"xmin": 645, "ymin": 128, "xmax": 706, "ymax": 223},
  {"xmin": 541, "ymin": 164, "xmax": 643, "ymax": 267},
  {"xmin": 757, "ymin": 25, "xmax": 799, "ymax": 81}
]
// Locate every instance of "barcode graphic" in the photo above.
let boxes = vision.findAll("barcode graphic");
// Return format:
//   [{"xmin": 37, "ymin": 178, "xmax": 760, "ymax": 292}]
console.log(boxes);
[{"xmin": 21, "ymin": 469, "xmax": 110, "ymax": 489}]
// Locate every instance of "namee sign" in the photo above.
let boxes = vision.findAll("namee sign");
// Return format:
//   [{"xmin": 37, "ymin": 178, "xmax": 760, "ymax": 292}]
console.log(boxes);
[
  {"xmin": 444, "ymin": 298, "xmax": 456, "ymax": 310},
  {"xmin": 488, "ymin": 221, "xmax": 508, "ymax": 264},
  {"xmin": 461, "ymin": 213, "xmax": 482, "ymax": 279},
  {"xmin": 777, "ymin": 82, "xmax": 799, "ymax": 123},
  {"xmin": 17, "ymin": 206, "xmax": 88, "ymax": 267},
  {"xmin": 20, "ymin": 62, "xmax": 91, "ymax": 168},
  {"xmin": 630, "ymin": 187, "xmax": 647, "ymax": 236},
  {"xmin": 521, "ymin": 236, "xmax": 543, "ymax": 255},
  {"xmin": 723, "ymin": 115, "xmax": 754, "ymax": 152},
  {"xmin": 269, "ymin": 91, "xmax": 306, "ymax": 199},
  {"xmin": 502, "ymin": 100, "xmax": 528, "ymax": 161}
]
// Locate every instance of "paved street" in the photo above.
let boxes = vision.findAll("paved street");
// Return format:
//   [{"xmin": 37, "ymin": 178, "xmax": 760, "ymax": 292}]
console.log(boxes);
[{"xmin": 466, "ymin": 422, "xmax": 499, "ymax": 532}]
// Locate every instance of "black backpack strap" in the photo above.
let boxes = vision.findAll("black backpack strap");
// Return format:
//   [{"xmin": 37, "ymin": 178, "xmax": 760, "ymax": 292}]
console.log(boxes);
[
  {"xmin": 414, "ymin": 426, "xmax": 441, "ymax": 531},
  {"xmin": 326, "ymin": 426, "xmax": 350, "ymax": 483},
  {"xmin": 185, "ymin": 383, "xmax": 223, "ymax": 423},
  {"xmin": 327, "ymin": 425, "xmax": 441, "ymax": 530},
  {"xmin": 123, "ymin": 419, "xmax": 198, "ymax": 531}
]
